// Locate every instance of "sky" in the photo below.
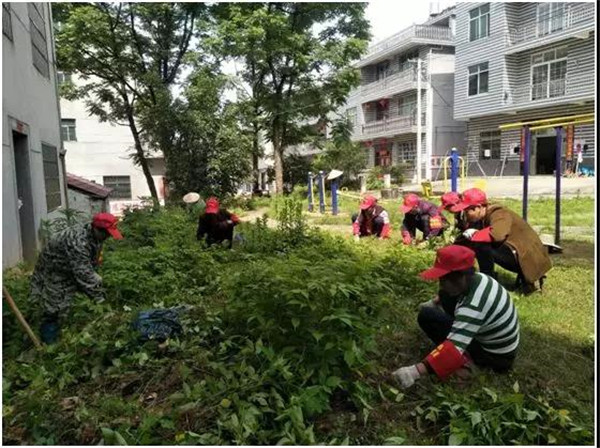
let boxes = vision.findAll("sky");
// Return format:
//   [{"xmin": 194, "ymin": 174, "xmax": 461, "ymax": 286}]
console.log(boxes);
[{"xmin": 365, "ymin": 1, "xmax": 456, "ymax": 44}]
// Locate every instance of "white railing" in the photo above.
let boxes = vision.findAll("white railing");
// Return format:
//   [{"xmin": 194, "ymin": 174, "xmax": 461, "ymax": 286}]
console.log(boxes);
[
  {"xmin": 366, "ymin": 25, "xmax": 453, "ymax": 58},
  {"xmin": 507, "ymin": 3, "xmax": 595, "ymax": 46},
  {"xmin": 360, "ymin": 67, "xmax": 418, "ymax": 100},
  {"xmin": 357, "ymin": 114, "xmax": 425, "ymax": 139},
  {"xmin": 503, "ymin": 78, "xmax": 567, "ymax": 106}
]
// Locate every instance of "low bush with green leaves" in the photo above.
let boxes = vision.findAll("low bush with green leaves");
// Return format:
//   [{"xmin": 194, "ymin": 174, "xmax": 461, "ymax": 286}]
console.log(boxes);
[{"xmin": 2, "ymin": 200, "xmax": 594, "ymax": 445}]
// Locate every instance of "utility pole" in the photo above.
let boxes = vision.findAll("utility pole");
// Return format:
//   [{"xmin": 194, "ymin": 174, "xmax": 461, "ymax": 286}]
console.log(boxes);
[
  {"xmin": 426, "ymin": 49, "xmax": 434, "ymax": 181},
  {"xmin": 416, "ymin": 58, "xmax": 422, "ymax": 185}
]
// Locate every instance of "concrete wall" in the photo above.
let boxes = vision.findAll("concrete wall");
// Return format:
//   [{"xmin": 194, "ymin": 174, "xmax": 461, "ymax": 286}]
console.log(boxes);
[
  {"xmin": 2, "ymin": 3, "xmax": 66, "ymax": 267},
  {"xmin": 67, "ymin": 189, "xmax": 107, "ymax": 218},
  {"xmin": 60, "ymin": 75, "xmax": 165, "ymax": 215}
]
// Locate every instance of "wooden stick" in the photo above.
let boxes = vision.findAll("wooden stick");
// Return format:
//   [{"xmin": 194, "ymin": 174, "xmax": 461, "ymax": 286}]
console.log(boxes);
[{"xmin": 2, "ymin": 286, "xmax": 42, "ymax": 349}]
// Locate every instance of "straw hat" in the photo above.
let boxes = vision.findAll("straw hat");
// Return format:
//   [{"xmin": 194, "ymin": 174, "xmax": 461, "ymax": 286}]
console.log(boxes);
[{"xmin": 182, "ymin": 192, "xmax": 200, "ymax": 204}]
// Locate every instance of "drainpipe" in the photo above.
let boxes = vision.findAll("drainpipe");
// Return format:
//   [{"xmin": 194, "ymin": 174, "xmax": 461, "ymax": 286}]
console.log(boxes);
[
  {"xmin": 425, "ymin": 48, "xmax": 434, "ymax": 180},
  {"xmin": 48, "ymin": 4, "xmax": 69, "ymax": 209},
  {"xmin": 416, "ymin": 58, "xmax": 422, "ymax": 185}
]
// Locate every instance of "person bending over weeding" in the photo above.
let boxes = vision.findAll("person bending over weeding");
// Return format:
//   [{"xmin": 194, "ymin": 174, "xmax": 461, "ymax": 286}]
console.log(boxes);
[
  {"xmin": 351, "ymin": 195, "xmax": 391, "ymax": 241},
  {"xmin": 196, "ymin": 197, "xmax": 240, "ymax": 248},
  {"xmin": 392, "ymin": 245, "xmax": 520, "ymax": 388},
  {"xmin": 30, "ymin": 213, "xmax": 123, "ymax": 344},
  {"xmin": 400, "ymin": 193, "xmax": 448, "ymax": 245}
]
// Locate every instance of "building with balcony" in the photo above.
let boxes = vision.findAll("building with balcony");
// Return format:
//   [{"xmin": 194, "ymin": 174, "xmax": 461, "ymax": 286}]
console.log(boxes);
[
  {"xmin": 454, "ymin": 2, "xmax": 595, "ymax": 176},
  {"xmin": 344, "ymin": 6, "xmax": 467, "ymax": 183},
  {"xmin": 3, "ymin": 3, "xmax": 68, "ymax": 267}
]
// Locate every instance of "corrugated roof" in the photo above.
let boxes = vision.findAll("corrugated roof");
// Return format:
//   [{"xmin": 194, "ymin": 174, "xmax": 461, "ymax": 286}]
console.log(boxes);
[{"xmin": 67, "ymin": 173, "xmax": 112, "ymax": 198}]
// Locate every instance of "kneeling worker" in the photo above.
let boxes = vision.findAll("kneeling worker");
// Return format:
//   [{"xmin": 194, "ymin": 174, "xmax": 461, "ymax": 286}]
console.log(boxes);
[
  {"xmin": 392, "ymin": 245, "xmax": 519, "ymax": 388},
  {"xmin": 352, "ymin": 195, "xmax": 391, "ymax": 241},
  {"xmin": 401, "ymin": 193, "xmax": 448, "ymax": 245},
  {"xmin": 196, "ymin": 197, "xmax": 240, "ymax": 248},
  {"xmin": 452, "ymin": 188, "xmax": 551, "ymax": 293}
]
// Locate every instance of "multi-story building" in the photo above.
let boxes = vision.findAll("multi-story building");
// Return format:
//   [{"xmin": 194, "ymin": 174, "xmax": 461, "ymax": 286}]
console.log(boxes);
[
  {"xmin": 59, "ymin": 74, "xmax": 167, "ymax": 216},
  {"xmin": 345, "ymin": 6, "xmax": 467, "ymax": 183},
  {"xmin": 454, "ymin": 2, "xmax": 595, "ymax": 176},
  {"xmin": 3, "ymin": 3, "xmax": 68, "ymax": 267}
]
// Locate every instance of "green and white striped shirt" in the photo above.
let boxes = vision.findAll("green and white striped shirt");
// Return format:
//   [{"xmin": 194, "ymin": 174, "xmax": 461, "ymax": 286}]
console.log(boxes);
[{"xmin": 448, "ymin": 273, "xmax": 520, "ymax": 355}]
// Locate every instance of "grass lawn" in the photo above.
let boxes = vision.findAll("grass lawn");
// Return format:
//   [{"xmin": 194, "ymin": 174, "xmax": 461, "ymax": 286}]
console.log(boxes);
[{"xmin": 2, "ymin": 196, "xmax": 595, "ymax": 445}]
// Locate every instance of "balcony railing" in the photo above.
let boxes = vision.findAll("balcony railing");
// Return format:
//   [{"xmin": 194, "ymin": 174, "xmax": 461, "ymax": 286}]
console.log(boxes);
[
  {"xmin": 503, "ymin": 79, "xmax": 569, "ymax": 106},
  {"xmin": 365, "ymin": 25, "xmax": 454, "ymax": 59},
  {"xmin": 507, "ymin": 3, "xmax": 595, "ymax": 47},
  {"xmin": 354, "ymin": 114, "xmax": 425, "ymax": 140},
  {"xmin": 360, "ymin": 68, "xmax": 419, "ymax": 101}
]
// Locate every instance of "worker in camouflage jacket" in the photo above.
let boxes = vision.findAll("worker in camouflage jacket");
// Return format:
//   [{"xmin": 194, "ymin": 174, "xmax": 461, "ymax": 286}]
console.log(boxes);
[{"xmin": 29, "ymin": 213, "xmax": 123, "ymax": 344}]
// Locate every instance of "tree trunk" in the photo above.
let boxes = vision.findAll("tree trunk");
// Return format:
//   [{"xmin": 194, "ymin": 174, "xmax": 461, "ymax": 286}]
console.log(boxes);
[
  {"xmin": 252, "ymin": 123, "xmax": 260, "ymax": 191},
  {"xmin": 125, "ymin": 109, "xmax": 160, "ymax": 208},
  {"xmin": 272, "ymin": 126, "xmax": 284, "ymax": 194}
]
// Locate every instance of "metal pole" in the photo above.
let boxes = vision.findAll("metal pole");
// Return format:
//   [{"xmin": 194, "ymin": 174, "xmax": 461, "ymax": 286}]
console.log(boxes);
[
  {"xmin": 307, "ymin": 172, "xmax": 314, "ymax": 212},
  {"xmin": 331, "ymin": 179, "xmax": 339, "ymax": 216},
  {"xmin": 416, "ymin": 58, "xmax": 422, "ymax": 185},
  {"xmin": 318, "ymin": 171, "xmax": 325, "ymax": 214},
  {"xmin": 555, "ymin": 127, "xmax": 562, "ymax": 245},
  {"xmin": 450, "ymin": 147, "xmax": 459, "ymax": 192},
  {"xmin": 522, "ymin": 126, "xmax": 531, "ymax": 222}
]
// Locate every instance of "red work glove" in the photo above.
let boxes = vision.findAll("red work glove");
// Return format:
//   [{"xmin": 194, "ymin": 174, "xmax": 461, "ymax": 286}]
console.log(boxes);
[
  {"xmin": 380, "ymin": 223, "xmax": 391, "ymax": 239},
  {"xmin": 230, "ymin": 214, "xmax": 240, "ymax": 225},
  {"xmin": 471, "ymin": 226, "xmax": 493, "ymax": 242},
  {"xmin": 402, "ymin": 230, "xmax": 412, "ymax": 245}
]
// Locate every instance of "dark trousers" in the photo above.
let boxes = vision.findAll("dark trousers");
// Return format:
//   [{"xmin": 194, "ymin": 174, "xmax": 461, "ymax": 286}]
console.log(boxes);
[
  {"xmin": 457, "ymin": 241, "xmax": 521, "ymax": 280},
  {"xmin": 351, "ymin": 213, "xmax": 384, "ymax": 237},
  {"xmin": 40, "ymin": 313, "xmax": 60, "ymax": 344},
  {"xmin": 417, "ymin": 306, "xmax": 515, "ymax": 373}
]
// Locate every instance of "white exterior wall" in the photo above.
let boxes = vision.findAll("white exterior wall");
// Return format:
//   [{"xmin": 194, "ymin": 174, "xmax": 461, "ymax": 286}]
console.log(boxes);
[
  {"xmin": 2, "ymin": 3, "xmax": 67, "ymax": 267},
  {"xmin": 60, "ymin": 75, "xmax": 165, "ymax": 216},
  {"xmin": 67, "ymin": 188, "xmax": 107, "ymax": 217}
]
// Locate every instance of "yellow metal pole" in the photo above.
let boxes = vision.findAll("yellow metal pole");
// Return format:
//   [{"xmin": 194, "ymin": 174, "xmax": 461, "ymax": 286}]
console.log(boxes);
[
  {"xmin": 529, "ymin": 118, "xmax": 594, "ymax": 131},
  {"xmin": 499, "ymin": 114, "xmax": 595, "ymax": 131}
]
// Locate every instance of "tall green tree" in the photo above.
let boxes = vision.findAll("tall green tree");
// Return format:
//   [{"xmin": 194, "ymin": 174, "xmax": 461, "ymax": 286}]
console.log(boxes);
[
  {"xmin": 312, "ymin": 117, "xmax": 367, "ymax": 185},
  {"xmin": 216, "ymin": 3, "xmax": 370, "ymax": 193},
  {"xmin": 53, "ymin": 3, "xmax": 204, "ymax": 207}
]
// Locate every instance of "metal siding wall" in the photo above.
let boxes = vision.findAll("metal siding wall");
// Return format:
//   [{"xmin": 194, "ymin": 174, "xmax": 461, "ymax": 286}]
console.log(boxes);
[{"xmin": 454, "ymin": 2, "xmax": 508, "ymax": 119}]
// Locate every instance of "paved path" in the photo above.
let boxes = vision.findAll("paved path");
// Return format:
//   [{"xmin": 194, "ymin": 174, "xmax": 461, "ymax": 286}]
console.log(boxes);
[{"xmin": 401, "ymin": 175, "xmax": 595, "ymax": 198}]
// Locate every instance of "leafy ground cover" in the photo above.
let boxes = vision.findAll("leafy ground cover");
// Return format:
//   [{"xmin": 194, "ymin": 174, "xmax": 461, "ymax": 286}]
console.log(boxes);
[{"xmin": 2, "ymin": 197, "xmax": 595, "ymax": 445}]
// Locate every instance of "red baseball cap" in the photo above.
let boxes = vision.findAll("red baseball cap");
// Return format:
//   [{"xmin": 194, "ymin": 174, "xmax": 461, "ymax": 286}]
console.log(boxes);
[
  {"xmin": 419, "ymin": 245, "xmax": 475, "ymax": 280},
  {"xmin": 401, "ymin": 193, "xmax": 420, "ymax": 213},
  {"xmin": 440, "ymin": 192, "xmax": 461, "ymax": 212},
  {"xmin": 92, "ymin": 213, "xmax": 123, "ymax": 240},
  {"xmin": 205, "ymin": 197, "xmax": 220, "ymax": 214},
  {"xmin": 452, "ymin": 188, "xmax": 488, "ymax": 212},
  {"xmin": 360, "ymin": 195, "xmax": 377, "ymax": 210}
]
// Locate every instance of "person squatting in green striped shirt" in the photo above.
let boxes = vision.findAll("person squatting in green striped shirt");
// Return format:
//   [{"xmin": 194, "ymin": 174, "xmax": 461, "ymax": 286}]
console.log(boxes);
[{"xmin": 392, "ymin": 245, "xmax": 519, "ymax": 389}]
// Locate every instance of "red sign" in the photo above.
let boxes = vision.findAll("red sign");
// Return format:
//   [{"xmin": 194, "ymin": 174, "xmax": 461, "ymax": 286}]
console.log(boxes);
[{"xmin": 565, "ymin": 125, "xmax": 574, "ymax": 161}]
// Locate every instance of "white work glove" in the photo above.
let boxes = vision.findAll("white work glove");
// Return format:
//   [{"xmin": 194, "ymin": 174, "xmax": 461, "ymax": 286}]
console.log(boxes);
[
  {"xmin": 226, "ymin": 219, "xmax": 233, "ymax": 225},
  {"xmin": 462, "ymin": 228, "xmax": 478, "ymax": 240},
  {"xmin": 354, "ymin": 234, "xmax": 360, "ymax": 242},
  {"xmin": 392, "ymin": 365, "xmax": 421, "ymax": 389}
]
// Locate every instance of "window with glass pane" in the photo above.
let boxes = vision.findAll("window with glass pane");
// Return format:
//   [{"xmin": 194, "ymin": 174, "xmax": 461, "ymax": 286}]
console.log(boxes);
[
  {"xmin": 397, "ymin": 95, "xmax": 416, "ymax": 117},
  {"xmin": 531, "ymin": 47, "xmax": 567, "ymax": 100},
  {"xmin": 480, "ymin": 131, "xmax": 501, "ymax": 159},
  {"xmin": 61, "ymin": 119, "xmax": 77, "ymax": 141},
  {"xmin": 469, "ymin": 4, "xmax": 490, "ymax": 41},
  {"xmin": 538, "ymin": 3, "xmax": 565, "ymax": 37},
  {"xmin": 103, "ymin": 176, "xmax": 132, "ymax": 199},
  {"xmin": 42, "ymin": 144, "xmax": 61, "ymax": 211},
  {"xmin": 28, "ymin": 3, "xmax": 49, "ymax": 78},
  {"xmin": 549, "ymin": 60, "xmax": 567, "ymax": 97},
  {"xmin": 468, "ymin": 63, "xmax": 489, "ymax": 96}
]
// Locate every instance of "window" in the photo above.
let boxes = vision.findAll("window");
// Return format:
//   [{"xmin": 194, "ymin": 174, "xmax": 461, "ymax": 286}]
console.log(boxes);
[
  {"xmin": 397, "ymin": 94, "xmax": 417, "ymax": 118},
  {"xmin": 42, "ymin": 144, "xmax": 61, "ymax": 211},
  {"xmin": 531, "ymin": 47, "xmax": 567, "ymax": 100},
  {"xmin": 61, "ymin": 119, "xmax": 77, "ymax": 141},
  {"xmin": 480, "ymin": 131, "xmax": 501, "ymax": 159},
  {"xmin": 537, "ymin": 3, "xmax": 565, "ymax": 37},
  {"xmin": 468, "ymin": 62, "xmax": 489, "ymax": 96},
  {"xmin": 469, "ymin": 3, "xmax": 490, "ymax": 41},
  {"xmin": 28, "ymin": 3, "xmax": 49, "ymax": 78},
  {"xmin": 57, "ymin": 71, "xmax": 72, "ymax": 84},
  {"xmin": 376, "ymin": 60, "xmax": 390, "ymax": 81},
  {"xmin": 3, "ymin": 3, "xmax": 12, "ymax": 41},
  {"xmin": 397, "ymin": 141, "xmax": 416, "ymax": 164},
  {"xmin": 103, "ymin": 176, "xmax": 132, "ymax": 199},
  {"xmin": 375, "ymin": 99, "xmax": 389, "ymax": 121},
  {"xmin": 397, "ymin": 50, "xmax": 418, "ymax": 73}
]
